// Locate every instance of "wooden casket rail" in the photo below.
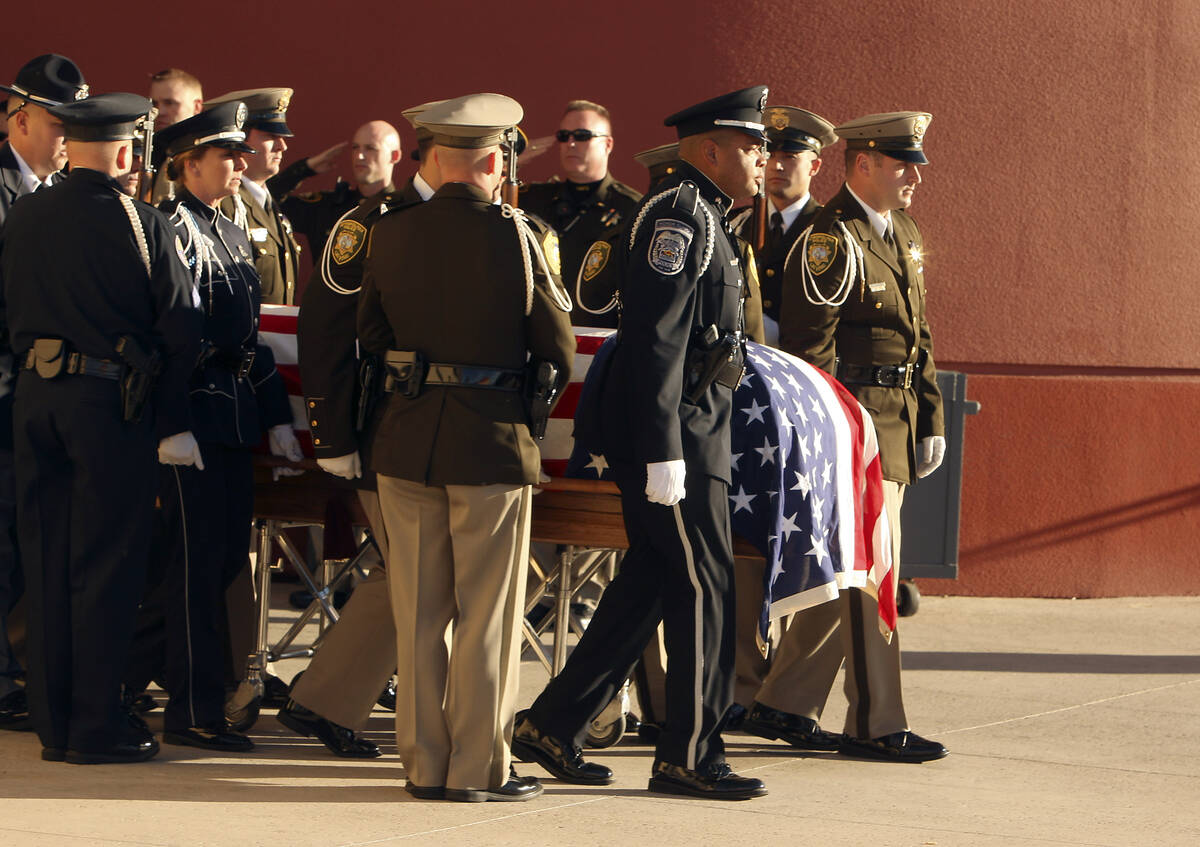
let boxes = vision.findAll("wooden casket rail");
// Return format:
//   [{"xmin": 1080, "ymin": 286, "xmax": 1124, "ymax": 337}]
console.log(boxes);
[{"xmin": 252, "ymin": 457, "xmax": 760, "ymax": 557}]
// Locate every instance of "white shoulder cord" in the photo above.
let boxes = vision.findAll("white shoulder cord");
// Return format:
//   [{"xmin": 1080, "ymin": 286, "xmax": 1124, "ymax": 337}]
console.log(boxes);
[
  {"xmin": 628, "ymin": 184, "xmax": 715, "ymax": 277},
  {"xmin": 231, "ymin": 193, "xmax": 249, "ymax": 235},
  {"xmin": 171, "ymin": 206, "xmax": 219, "ymax": 313},
  {"xmin": 788, "ymin": 220, "xmax": 865, "ymax": 307},
  {"xmin": 500, "ymin": 203, "xmax": 573, "ymax": 315},
  {"xmin": 118, "ymin": 194, "xmax": 152, "ymax": 278},
  {"xmin": 575, "ymin": 253, "xmax": 618, "ymax": 315},
  {"xmin": 319, "ymin": 204, "xmax": 363, "ymax": 295}
]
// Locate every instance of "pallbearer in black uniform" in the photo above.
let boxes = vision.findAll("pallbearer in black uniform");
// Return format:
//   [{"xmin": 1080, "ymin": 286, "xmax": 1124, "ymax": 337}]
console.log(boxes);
[
  {"xmin": 0, "ymin": 93, "xmax": 202, "ymax": 763},
  {"xmin": 514, "ymin": 87, "xmax": 771, "ymax": 801},
  {"xmin": 358, "ymin": 93, "xmax": 574, "ymax": 803},
  {"xmin": 731, "ymin": 106, "xmax": 837, "ymax": 346},
  {"xmin": 153, "ymin": 102, "xmax": 301, "ymax": 752}
]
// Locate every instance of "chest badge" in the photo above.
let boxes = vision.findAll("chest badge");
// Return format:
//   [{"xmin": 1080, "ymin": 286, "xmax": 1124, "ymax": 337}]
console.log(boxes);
[
  {"xmin": 331, "ymin": 220, "xmax": 368, "ymax": 265},
  {"xmin": 581, "ymin": 241, "xmax": 610, "ymax": 281},
  {"xmin": 806, "ymin": 233, "xmax": 839, "ymax": 275}
]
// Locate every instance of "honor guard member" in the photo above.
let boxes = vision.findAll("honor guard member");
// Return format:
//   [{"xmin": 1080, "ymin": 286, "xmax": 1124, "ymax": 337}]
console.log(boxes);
[
  {"xmin": 0, "ymin": 52, "xmax": 88, "ymax": 732},
  {"xmin": 283, "ymin": 118, "xmax": 432, "ymax": 757},
  {"xmin": 358, "ymin": 93, "xmax": 574, "ymax": 802},
  {"xmin": 750, "ymin": 111, "xmax": 947, "ymax": 763},
  {"xmin": 147, "ymin": 68, "xmax": 204, "ymax": 204},
  {"xmin": 208, "ymin": 88, "xmax": 303, "ymax": 304},
  {"xmin": 514, "ymin": 87, "xmax": 770, "ymax": 801},
  {"xmin": 518, "ymin": 100, "xmax": 640, "ymax": 318},
  {"xmin": 731, "ymin": 106, "xmax": 837, "ymax": 346},
  {"xmin": 0, "ymin": 93, "xmax": 203, "ymax": 762},
  {"xmin": 152, "ymin": 102, "xmax": 302, "ymax": 753}
]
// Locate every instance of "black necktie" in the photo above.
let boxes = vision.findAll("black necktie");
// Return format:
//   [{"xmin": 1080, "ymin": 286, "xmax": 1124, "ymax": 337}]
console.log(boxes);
[
  {"xmin": 882, "ymin": 222, "xmax": 896, "ymax": 252},
  {"xmin": 767, "ymin": 211, "xmax": 784, "ymax": 252}
]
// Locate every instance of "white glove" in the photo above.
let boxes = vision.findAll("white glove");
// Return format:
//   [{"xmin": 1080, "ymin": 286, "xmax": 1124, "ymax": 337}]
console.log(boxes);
[
  {"xmin": 646, "ymin": 459, "xmax": 686, "ymax": 506},
  {"xmin": 317, "ymin": 451, "xmax": 361, "ymax": 480},
  {"xmin": 158, "ymin": 431, "xmax": 204, "ymax": 470},
  {"xmin": 533, "ymin": 468, "xmax": 551, "ymax": 495},
  {"xmin": 268, "ymin": 424, "xmax": 305, "ymax": 479},
  {"xmin": 916, "ymin": 435, "xmax": 946, "ymax": 479}
]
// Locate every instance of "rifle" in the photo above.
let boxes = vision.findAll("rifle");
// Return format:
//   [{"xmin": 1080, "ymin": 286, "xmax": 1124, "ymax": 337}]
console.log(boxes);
[
  {"xmin": 501, "ymin": 126, "xmax": 520, "ymax": 207},
  {"xmin": 752, "ymin": 183, "xmax": 767, "ymax": 252},
  {"xmin": 136, "ymin": 106, "xmax": 158, "ymax": 204}
]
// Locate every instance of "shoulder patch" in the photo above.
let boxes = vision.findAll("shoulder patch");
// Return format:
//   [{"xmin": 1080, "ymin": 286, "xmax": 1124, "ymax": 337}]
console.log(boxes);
[
  {"xmin": 331, "ymin": 219, "xmax": 368, "ymax": 265},
  {"xmin": 806, "ymin": 233, "xmax": 839, "ymax": 275},
  {"xmin": 541, "ymin": 229, "xmax": 561, "ymax": 277},
  {"xmin": 581, "ymin": 241, "xmax": 611, "ymax": 281},
  {"xmin": 648, "ymin": 219, "xmax": 694, "ymax": 275}
]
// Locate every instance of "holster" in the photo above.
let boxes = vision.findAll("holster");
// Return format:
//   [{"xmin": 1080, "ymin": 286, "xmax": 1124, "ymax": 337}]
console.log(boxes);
[
  {"xmin": 355, "ymin": 354, "xmax": 381, "ymax": 433},
  {"xmin": 32, "ymin": 338, "xmax": 68, "ymax": 379},
  {"xmin": 683, "ymin": 326, "xmax": 745, "ymax": 404},
  {"xmin": 383, "ymin": 350, "xmax": 426, "ymax": 399},
  {"xmin": 524, "ymin": 359, "xmax": 560, "ymax": 440},
  {"xmin": 115, "ymin": 335, "xmax": 162, "ymax": 424}
]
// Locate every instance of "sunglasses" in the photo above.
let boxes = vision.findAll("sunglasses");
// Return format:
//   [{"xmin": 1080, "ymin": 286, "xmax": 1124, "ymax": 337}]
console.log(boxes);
[{"xmin": 556, "ymin": 129, "xmax": 610, "ymax": 143}]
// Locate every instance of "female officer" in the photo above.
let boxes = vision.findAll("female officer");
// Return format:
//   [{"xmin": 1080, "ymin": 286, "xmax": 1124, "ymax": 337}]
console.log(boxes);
[{"xmin": 153, "ymin": 102, "xmax": 302, "ymax": 752}]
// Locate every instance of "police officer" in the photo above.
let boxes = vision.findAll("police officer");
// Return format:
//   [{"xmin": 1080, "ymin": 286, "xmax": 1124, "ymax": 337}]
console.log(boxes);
[
  {"xmin": 749, "ymin": 112, "xmax": 947, "ymax": 763},
  {"xmin": 281, "ymin": 113, "xmax": 436, "ymax": 758},
  {"xmin": 518, "ymin": 100, "xmax": 641, "ymax": 320},
  {"xmin": 152, "ymin": 102, "xmax": 302, "ymax": 752},
  {"xmin": 0, "ymin": 93, "xmax": 202, "ymax": 762},
  {"xmin": 513, "ymin": 87, "xmax": 770, "ymax": 800},
  {"xmin": 207, "ymin": 88, "xmax": 303, "ymax": 305},
  {"xmin": 358, "ymin": 93, "xmax": 574, "ymax": 802},
  {"xmin": 0, "ymin": 53, "xmax": 88, "ymax": 733},
  {"xmin": 731, "ymin": 106, "xmax": 837, "ymax": 345}
]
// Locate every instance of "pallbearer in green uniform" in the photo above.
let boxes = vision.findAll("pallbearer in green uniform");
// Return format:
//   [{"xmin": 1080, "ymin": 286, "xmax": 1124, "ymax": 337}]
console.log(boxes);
[
  {"xmin": 209, "ymin": 87, "xmax": 303, "ymax": 304},
  {"xmin": 731, "ymin": 105, "xmax": 837, "ymax": 345},
  {"xmin": 358, "ymin": 93, "xmax": 574, "ymax": 802},
  {"xmin": 745, "ymin": 112, "xmax": 947, "ymax": 763}
]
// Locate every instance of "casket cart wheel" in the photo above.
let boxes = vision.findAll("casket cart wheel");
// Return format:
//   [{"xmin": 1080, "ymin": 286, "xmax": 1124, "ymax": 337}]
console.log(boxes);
[
  {"xmin": 586, "ymin": 713, "xmax": 626, "ymax": 748},
  {"xmin": 897, "ymin": 579, "xmax": 921, "ymax": 618}
]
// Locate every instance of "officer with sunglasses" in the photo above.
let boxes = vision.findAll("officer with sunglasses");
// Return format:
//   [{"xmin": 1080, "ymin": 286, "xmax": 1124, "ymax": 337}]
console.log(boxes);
[{"xmin": 518, "ymin": 100, "xmax": 640, "ymax": 319}]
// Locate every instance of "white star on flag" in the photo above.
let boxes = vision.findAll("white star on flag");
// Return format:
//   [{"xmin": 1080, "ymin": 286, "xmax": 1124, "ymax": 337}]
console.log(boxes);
[
  {"xmin": 797, "ymin": 433, "xmax": 811, "ymax": 461},
  {"xmin": 806, "ymin": 535, "xmax": 829, "ymax": 564},
  {"xmin": 741, "ymin": 398, "xmax": 768, "ymax": 424},
  {"xmin": 780, "ymin": 512, "xmax": 801, "ymax": 541},
  {"xmin": 731, "ymin": 452, "xmax": 743, "ymax": 471},
  {"xmin": 791, "ymin": 469, "xmax": 812, "ymax": 496},
  {"xmin": 754, "ymin": 436, "xmax": 777, "ymax": 466},
  {"xmin": 821, "ymin": 460, "xmax": 832, "ymax": 486},
  {"xmin": 809, "ymin": 396, "xmax": 826, "ymax": 422},
  {"xmin": 585, "ymin": 453, "xmax": 608, "ymax": 475},
  {"xmin": 730, "ymin": 485, "xmax": 756, "ymax": 514}
]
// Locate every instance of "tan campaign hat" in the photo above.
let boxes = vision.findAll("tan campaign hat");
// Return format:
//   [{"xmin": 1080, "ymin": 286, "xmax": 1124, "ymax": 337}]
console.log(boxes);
[
  {"xmin": 763, "ymin": 106, "xmax": 838, "ymax": 154},
  {"xmin": 206, "ymin": 87, "xmax": 294, "ymax": 136},
  {"xmin": 634, "ymin": 142, "xmax": 681, "ymax": 185},
  {"xmin": 836, "ymin": 111, "xmax": 931, "ymax": 164},
  {"xmin": 415, "ymin": 93, "xmax": 523, "ymax": 149}
]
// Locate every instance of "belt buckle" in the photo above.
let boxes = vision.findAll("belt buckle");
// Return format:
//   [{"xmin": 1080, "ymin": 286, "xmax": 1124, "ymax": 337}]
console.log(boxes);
[
  {"xmin": 236, "ymin": 350, "xmax": 256, "ymax": 380},
  {"xmin": 901, "ymin": 366, "xmax": 913, "ymax": 390}
]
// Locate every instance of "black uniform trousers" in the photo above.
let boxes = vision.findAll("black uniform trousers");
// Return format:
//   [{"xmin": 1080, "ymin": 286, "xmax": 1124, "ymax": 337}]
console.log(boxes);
[
  {"xmin": 158, "ymin": 442, "xmax": 253, "ymax": 733},
  {"xmin": 0, "ymin": 442, "xmax": 21, "ymax": 698},
  {"xmin": 529, "ymin": 465, "xmax": 735, "ymax": 771},
  {"xmin": 14, "ymin": 372, "xmax": 156, "ymax": 752}
]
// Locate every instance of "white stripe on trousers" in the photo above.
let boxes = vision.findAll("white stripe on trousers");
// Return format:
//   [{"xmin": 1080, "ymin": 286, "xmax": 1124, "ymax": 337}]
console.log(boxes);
[
  {"xmin": 172, "ymin": 465, "xmax": 198, "ymax": 728},
  {"xmin": 671, "ymin": 502, "xmax": 704, "ymax": 771}
]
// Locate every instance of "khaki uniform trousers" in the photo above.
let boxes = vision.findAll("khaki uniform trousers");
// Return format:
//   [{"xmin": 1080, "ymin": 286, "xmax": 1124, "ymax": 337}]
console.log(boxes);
[
  {"xmin": 290, "ymin": 489, "xmax": 397, "ymax": 729},
  {"xmin": 749, "ymin": 481, "xmax": 909, "ymax": 739},
  {"xmin": 378, "ymin": 475, "xmax": 530, "ymax": 791}
]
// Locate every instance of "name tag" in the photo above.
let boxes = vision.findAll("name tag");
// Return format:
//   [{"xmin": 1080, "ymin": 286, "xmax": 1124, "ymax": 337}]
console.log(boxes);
[
  {"xmin": 250, "ymin": 227, "xmax": 269, "ymax": 243},
  {"xmin": 869, "ymin": 282, "xmax": 887, "ymax": 293}
]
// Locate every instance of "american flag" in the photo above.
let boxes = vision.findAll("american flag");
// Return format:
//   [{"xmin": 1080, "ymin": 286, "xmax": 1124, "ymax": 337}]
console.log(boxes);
[{"xmin": 565, "ymin": 336, "xmax": 895, "ymax": 635}]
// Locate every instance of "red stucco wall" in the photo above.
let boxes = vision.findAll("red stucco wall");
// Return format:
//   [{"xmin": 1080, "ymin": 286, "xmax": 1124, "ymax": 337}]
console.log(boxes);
[{"xmin": 17, "ymin": 0, "xmax": 1200, "ymax": 595}]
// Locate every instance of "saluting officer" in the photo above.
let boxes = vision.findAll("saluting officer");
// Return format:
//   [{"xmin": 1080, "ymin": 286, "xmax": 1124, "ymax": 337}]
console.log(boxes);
[
  {"xmin": 0, "ymin": 53, "xmax": 89, "ymax": 731},
  {"xmin": 152, "ymin": 102, "xmax": 302, "ymax": 753},
  {"xmin": 514, "ymin": 87, "xmax": 770, "ymax": 801},
  {"xmin": 731, "ymin": 106, "xmax": 837, "ymax": 345},
  {"xmin": 358, "ymin": 93, "xmax": 574, "ymax": 803},
  {"xmin": 282, "ymin": 113, "xmax": 436, "ymax": 758},
  {"xmin": 207, "ymin": 88, "xmax": 303, "ymax": 305},
  {"xmin": 518, "ymin": 100, "xmax": 641, "ymax": 319},
  {"xmin": 0, "ymin": 93, "xmax": 203, "ymax": 762},
  {"xmin": 753, "ymin": 112, "xmax": 947, "ymax": 763}
]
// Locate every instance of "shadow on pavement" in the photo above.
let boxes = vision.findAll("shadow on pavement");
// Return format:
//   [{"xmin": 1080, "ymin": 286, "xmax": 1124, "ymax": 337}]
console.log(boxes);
[{"xmin": 903, "ymin": 651, "xmax": 1200, "ymax": 674}]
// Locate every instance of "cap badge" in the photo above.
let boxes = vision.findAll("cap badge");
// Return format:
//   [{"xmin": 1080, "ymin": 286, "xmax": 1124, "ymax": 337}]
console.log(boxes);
[
  {"xmin": 74, "ymin": 84, "xmax": 89, "ymax": 101},
  {"xmin": 235, "ymin": 103, "xmax": 248, "ymax": 129},
  {"xmin": 757, "ymin": 89, "xmax": 769, "ymax": 112},
  {"xmin": 768, "ymin": 109, "xmax": 790, "ymax": 130},
  {"xmin": 912, "ymin": 116, "xmax": 928, "ymax": 140},
  {"xmin": 277, "ymin": 91, "xmax": 291, "ymax": 111}
]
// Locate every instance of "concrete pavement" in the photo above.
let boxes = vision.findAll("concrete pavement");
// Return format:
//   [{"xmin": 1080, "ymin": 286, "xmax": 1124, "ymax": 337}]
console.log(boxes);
[{"xmin": 1, "ymin": 595, "xmax": 1197, "ymax": 846}]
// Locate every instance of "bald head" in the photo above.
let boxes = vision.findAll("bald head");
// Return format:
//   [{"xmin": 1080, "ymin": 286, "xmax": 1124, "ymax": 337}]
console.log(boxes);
[
  {"xmin": 351, "ymin": 119, "xmax": 401, "ymax": 194},
  {"xmin": 679, "ymin": 128, "xmax": 765, "ymax": 202}
]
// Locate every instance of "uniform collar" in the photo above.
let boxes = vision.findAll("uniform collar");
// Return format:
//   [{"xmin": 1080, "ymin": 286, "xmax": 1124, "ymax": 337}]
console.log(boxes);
[
  {"xmin": 674, "ymin": 161, "xmax": 733, "ymax": 216},
  {"xmin": 65, "ymin": 167, "xmax": 124, "ymax": 193},
  {"xmin": 845, "ymin": 183, "xmax": 890, "ymax": 239},
  {"xmin": 240, "ymin": 176, "xmax": 269, "ymax": 209},
  {"xmin": 8, "ymin": 144, "xmax": 56, "ymax": 195},
  {"xmin": 413, "ymin": 171, "xmax": 435, "ymax": 201},
  {"xmin": 770, "ymin": 192, "xmax": 811, "ymax": 232},
  {"xmin": 432, "ymin": 181, "xmax": 493, "ymax": 204},
  {"xmin": 176, "ymin": 187, "xmax": 221, "ymax": 222}
]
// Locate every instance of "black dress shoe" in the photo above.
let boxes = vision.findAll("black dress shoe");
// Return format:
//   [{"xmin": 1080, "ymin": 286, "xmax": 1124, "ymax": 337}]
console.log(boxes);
[
  {"xmin": 445, "ymin": 767, "xmax": 544, "ymax": 802},
  {"xmin": 277, "ymin": 699, "xmax": 380, "ymax": 758},
  {"xmin": 741, "ymin": 702, "xmax": 843, "ymax": 751},
  {"xmin": 261, "ymin": 674, "xmax": 291, "ymax": 709},
  {"xmin": 647, "ymin": 761, "xmax": 767, "ymax": 800},
  {"xmin": 723, "ymin": 702, "xmax": 748, "ymax": 731},
  {"xmin": 164, "ymin": 724, "xmax": 255, "ymax": 752},
  {"xmin": 41, "ymin": 747, "xmax": 66, "ymax": 762},
  {"xmin": 405, "ymin": 782, "xmax": 445, "ymax": 800},
  {"xmin": 377, "ymin": 677, "xmax": 397, "ymax": 711},
  {"xmin": 0, "ymin": 688, "xmax": 32, "ymax": 731},
  {"xmin": 839, "ymin": 730, "xmax": 948, "ymax": 763},
  {"xmin": 511, "ymin": 710, "xmax": 613, "ymax": 785},
  {"xmin": 635, "ymin": 721, "xmax": 661, "ymax": 745},
  {"xmin": 65, "ymin": 731, "xmax": 159, "ymax": 765},
  {"xmin": 122, "ymin": 690, "xmax": 157, "ymax": 714}
]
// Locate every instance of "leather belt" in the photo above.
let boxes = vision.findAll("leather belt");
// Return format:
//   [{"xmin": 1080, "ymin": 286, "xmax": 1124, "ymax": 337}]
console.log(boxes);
[
  {"xmin": 23, "ymin": 349, "xmax": 123, "ymax": 381},
  {"xmin": 200, "ymin": 347, "xmax": 256, "ymax": 379},
  {"xmin": 838, "ymin": 360, "xmax": 920, "ymax": 389}
]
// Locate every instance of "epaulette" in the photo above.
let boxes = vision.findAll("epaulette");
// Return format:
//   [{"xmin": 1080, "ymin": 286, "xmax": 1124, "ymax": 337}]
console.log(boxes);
[
  {"xmin": 377, "ymin": 197, "xmax": 422, "ymax": 218},
  {"xmin": 728, "ymin": 206, "xmax": 753, "ymax": 231},
  {"xmin": 608, "ymin": 179, "xmax": 642, "ymax": 201}
]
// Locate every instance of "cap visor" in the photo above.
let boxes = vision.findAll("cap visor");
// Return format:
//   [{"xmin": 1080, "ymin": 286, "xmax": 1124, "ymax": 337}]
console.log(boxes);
[
  {"xmin": 210, "ymin": 139, "xmax": 257, "ymax": 154},
  {"xmin": 249, "ymin": 120, "xmax": 294, "ymax": 137},
  {"xmin": 882, "ymin": 148, "xmax": 928, "ymax": 164}
]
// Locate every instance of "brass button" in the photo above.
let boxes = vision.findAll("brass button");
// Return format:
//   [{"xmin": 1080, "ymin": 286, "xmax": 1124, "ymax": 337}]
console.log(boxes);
[
  {"xmin": 875, "ymin": 302, "xmax": 882, "ymax": 309},
  {"xmin": 766, "ymin": 268, "xmax": 775, "ymax": 277},
  {"xmin": 313, "ymin": 438, "xmax": 321, "ymax": 445},
  {"xmin": 310, "ymin": 420, "xmax": 318, "ymax": 427},
  {"xmin": 258, "ymin": 248, "xmax": 268, "ymax": 256},
  {"xmin": 764, "ymin": 299, "xmax": 773, "ymax": 309},
  {"xmin": 308, "ymin": 401, "xmax": 315, "ymax": 408}
]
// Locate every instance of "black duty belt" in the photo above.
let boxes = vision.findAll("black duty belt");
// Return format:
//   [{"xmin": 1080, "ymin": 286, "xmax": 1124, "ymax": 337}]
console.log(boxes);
[
  {"xmin": 838, "ymin": 361, "xmax": 921, "ymax": 389},
  {"xmin": 23, "ymin": 349, "xmax": 123, "ymax": 381},
  {"xmin": 382, "ymin": 350, "xmax": 524, "ymax": 397},
  {"xmin": 200, "ymin": 347, "xmax": 256, "ymax": 379}
]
